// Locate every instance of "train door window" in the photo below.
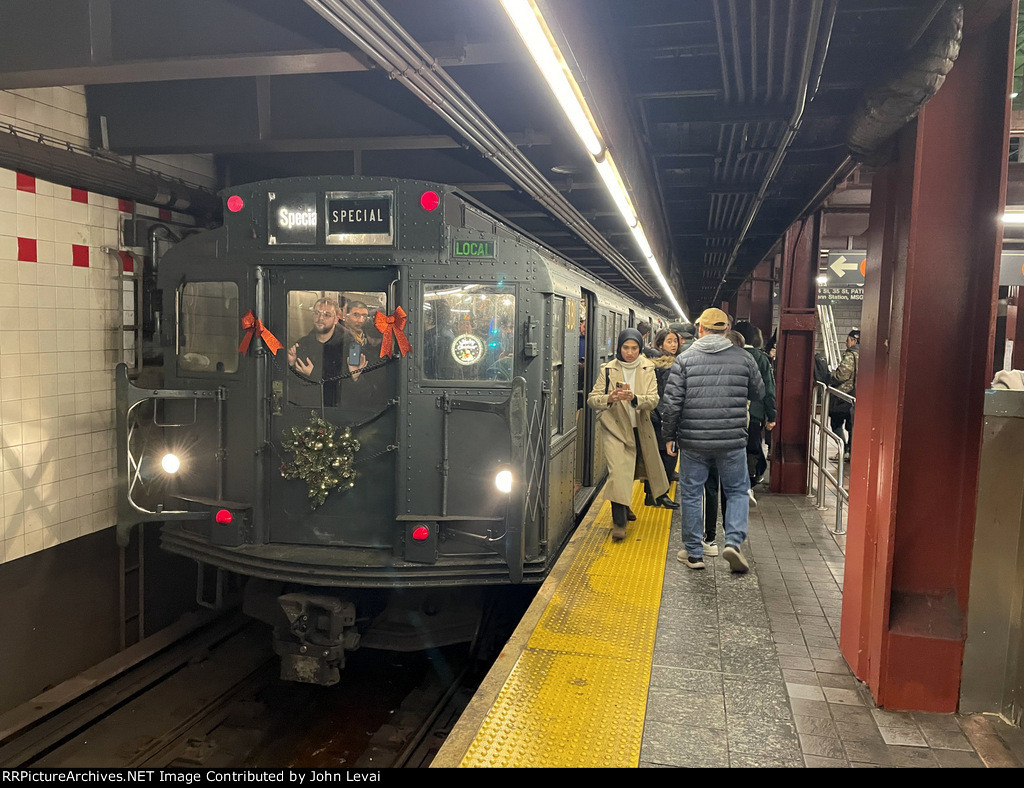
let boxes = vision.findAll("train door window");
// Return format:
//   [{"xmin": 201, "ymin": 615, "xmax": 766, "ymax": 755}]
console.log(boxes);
[
  {"xmin": 600, "ymin": 314, "xmax": 609, "ymax": 358},
  {"xmin": 550, "ymin": 296, "xmax": 565, "ymax": 435},
  {"xmin": 285, "ymin": 289, "xmax": 387, "ymax": 407},
  {"xmin": 177, "ymin": 281, "xmax": 239, "ymax": 373},
  {"xmin": 422, "ymin": 283, "xmax": 515, "ymax": 382}
]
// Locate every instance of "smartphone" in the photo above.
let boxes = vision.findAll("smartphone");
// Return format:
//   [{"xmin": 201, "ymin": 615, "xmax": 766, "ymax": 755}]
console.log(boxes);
[
  {"xmin": 615, "ymin": 381, "xmax": 623, "ymax": 388},
  {"xmin": 348, "ymin": 341, "xmax": 362, "ymax": 367}
]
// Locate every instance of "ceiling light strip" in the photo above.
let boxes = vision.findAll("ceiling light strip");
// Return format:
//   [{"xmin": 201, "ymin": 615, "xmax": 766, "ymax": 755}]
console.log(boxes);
[
  {"xmin": 306, "ymin": 0, "xmax": 657, "ymax": 298},
  {"xmin": 500, "ymin": 0, "xmax": 685, "ymax": 318}
]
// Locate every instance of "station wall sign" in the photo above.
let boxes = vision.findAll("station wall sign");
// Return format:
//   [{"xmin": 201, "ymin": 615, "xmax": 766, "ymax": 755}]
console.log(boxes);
[{"xmin": 818, "ymin": 250, "xmax": 866, "ymax": 303}]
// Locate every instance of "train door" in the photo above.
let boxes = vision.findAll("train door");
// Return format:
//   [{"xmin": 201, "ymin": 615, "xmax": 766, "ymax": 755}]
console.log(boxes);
[
  {"xmin": 589, "ymin": 305, "xmax": 616, "ymax": 488},
  {"xmin": 574, "ymin": 292, "xmax": 592, "ymax": 500},
  {"xmin": 265, "ymin": 267, "xmax": 399, "ymax": 546}
]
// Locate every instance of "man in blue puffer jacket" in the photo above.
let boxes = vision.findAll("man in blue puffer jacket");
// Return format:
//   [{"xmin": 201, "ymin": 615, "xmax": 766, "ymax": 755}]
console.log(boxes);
[{"xmin": 660, "ymin": 308, "xmax": 764, "ymax": 573}]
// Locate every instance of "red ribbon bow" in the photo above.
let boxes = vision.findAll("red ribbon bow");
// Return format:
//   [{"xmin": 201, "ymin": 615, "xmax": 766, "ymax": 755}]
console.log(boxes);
[
  {"xmin": 374, "ymin": 306, "xmax": 412, "ymax": 358},
  {"xmin": 238, "ymin": 310, "xmax": 283, "ymax": 356}
]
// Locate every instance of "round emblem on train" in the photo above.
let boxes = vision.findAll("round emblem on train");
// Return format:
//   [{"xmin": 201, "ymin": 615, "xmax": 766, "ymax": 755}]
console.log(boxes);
[{"xmin": 451, "ymin": 333, "xmax": 485, "ymax": 365}]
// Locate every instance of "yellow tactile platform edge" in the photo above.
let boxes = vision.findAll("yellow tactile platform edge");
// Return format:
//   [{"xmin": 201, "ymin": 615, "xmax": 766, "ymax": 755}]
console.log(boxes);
[{"xmin": 459, "ymin": 482, "xmax": 672, "ymax": 768}]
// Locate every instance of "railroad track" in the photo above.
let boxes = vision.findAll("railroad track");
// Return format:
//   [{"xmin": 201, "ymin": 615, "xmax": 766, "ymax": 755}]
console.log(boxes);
[{"xmin": 0, "ymin": 608, "xmax": 508, "ymax": 769}]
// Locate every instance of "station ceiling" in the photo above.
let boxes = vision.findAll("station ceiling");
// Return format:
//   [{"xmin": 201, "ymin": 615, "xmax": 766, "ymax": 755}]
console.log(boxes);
[{"xmin": 1, "ymin": 1, "xmax": 967, "ymax": 315}]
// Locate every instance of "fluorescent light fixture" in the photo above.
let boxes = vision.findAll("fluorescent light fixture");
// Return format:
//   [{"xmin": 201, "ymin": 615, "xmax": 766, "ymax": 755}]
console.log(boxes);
[
  {"xmin": 500, "ymin": 0, "xmax": 602, "ymax": 157},
  {"xmin": 1002, "ymin": 211, "xmax": 1024, "ymax": 224},
  {"xmin": 630, "ymin": 223, "xmax": 654, "ymax": 259},
  {"xmin": 501, "ymin": 0, "xmax": 686, "ymax": 320},
  {"xmin": 595, "ymin": 154, "xmax": 637, "ymax": 228}
]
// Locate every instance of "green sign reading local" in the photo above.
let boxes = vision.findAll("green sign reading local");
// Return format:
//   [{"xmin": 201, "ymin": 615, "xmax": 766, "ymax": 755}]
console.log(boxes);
[{"xmin": 453, "ymin": 239, "xmax": 496, "ymax": 258}]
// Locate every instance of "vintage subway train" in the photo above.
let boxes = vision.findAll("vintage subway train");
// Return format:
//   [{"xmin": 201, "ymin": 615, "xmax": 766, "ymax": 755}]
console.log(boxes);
[{"xmin": 115, "ymin": 176, "xmax": 668, "ymax": 684}]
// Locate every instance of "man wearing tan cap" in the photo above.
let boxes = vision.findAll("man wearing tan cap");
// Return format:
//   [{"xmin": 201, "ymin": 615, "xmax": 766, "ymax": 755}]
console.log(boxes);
[{"xmin": 659, "ymin": 308, "xmax": 764, "ymax": 572}]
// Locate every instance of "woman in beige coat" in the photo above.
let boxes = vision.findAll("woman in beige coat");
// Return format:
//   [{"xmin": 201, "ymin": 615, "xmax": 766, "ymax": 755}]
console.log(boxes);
[{"xmin": 587, "ymin": 328, "xmax": 677, "ymax": 541}]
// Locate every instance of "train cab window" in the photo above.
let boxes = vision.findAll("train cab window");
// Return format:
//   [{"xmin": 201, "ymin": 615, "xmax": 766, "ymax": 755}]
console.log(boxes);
[
  {"xmin": 423, "ymin": 283, "xmax": 515, "ymax": 382},
  {"xmin": 177, "ymin": 282, "xmax": 239, "ymax": 374},
  {"xmin": 285, "ymin": 289, "xmax": 387, "ymax": 408}
]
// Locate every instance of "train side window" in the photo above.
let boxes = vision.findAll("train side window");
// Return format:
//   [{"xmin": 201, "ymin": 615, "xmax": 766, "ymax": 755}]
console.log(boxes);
[
  {"xmin": 550, "ymin": 297, "xmax": 565, "ymax": 435},
  {"xmin": 177, "ymin": 281, "xmax": 239, "ymax": 373},
  {"xmin": 423, "ymin": 283, "xmax": 515, "ymax": 382}
]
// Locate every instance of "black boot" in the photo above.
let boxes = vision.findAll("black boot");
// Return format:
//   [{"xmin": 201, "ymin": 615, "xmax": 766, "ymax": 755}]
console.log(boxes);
[
  {"xmin": 656, "ymin": 494, "xmax": 680, "ymax": 509},
  {"xmin": 627, "ymin": 508, "xmax": 637, "ymax": 521}
]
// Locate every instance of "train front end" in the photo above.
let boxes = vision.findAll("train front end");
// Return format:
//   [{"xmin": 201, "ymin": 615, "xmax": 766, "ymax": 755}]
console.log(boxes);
[{"xmin": 115, "ymin": 177, "xmax": 551, "ymax": 684}]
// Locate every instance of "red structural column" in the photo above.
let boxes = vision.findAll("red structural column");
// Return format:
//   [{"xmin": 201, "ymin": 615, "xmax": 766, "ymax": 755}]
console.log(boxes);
[
  {"xmin": 769, "ymin": 213, "xmax": 818, "ymax": 493},
  {"xmin": 748, "ymin": 257, "xmax": 775, "ymax": 341},
  {"xmin": 839, "ymin": 3, "xmax": 1014, "ymax": 712}
]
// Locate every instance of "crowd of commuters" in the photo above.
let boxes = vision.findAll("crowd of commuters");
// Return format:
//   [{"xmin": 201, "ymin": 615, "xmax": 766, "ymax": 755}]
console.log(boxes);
[{"xmin": 588, "ymin": 308, "xmax": 781, "ymax": 573}]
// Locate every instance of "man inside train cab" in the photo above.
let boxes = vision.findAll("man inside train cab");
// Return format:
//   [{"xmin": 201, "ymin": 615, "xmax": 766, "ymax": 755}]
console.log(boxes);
[
  {"xmin": 660, "ymin": 308, "xmax": 764, "ymax": 574},
  {"xmin": 288, "ymin": 297, "xmax": 346, "ymax": 407},
  {"xmin": 338, "ymin": 299, "xmax": 383, "ymax": 412}
]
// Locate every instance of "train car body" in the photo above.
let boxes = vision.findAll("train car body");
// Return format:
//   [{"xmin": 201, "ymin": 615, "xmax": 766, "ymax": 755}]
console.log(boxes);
[{"xmin": 115, "ymin": 176, "xmax": 666, "ymax": 684}]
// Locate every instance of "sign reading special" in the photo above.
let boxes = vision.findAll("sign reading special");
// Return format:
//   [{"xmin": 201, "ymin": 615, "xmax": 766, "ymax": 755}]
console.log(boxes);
[
  {"xmin": 325, "ymin": 191, "xmax": 393, "ymax": 246},
  {"xmin": 267, "ymin": 192, "xmax": 317, "ymax": 245}
]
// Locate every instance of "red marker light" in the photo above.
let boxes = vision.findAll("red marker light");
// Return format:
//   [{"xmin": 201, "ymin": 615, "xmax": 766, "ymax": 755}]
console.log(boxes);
[
  {"xmin": 412, "ymin": 525, "xmax": 430, "ymax": 541},
  {"xmin": 420, "ymin": 190, "xmax": 440, "ymax": 211},
  {"xmin": 226, "ymin": 195, "xmax": 244, "ymax": 213},
  {"xmin": 215, "ymin": 509, "xmax": 234, "ymax": 525}
]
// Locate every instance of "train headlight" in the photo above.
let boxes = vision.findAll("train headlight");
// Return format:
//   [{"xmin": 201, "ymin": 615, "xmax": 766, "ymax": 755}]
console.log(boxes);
[
  {"xmin": 160, "ymin": 453, "xmax": 181, "ymax": 474},
  {"xmin": 495, "ymin": 469, "xmax": 514, "ymax": 494}
]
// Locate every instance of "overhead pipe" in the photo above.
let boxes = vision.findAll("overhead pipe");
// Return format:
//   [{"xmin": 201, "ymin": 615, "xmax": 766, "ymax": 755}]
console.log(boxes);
[
  {"xmin": 846, "ymin": 2, "xmax": 962, "ymax": 166},
  {"xmin": 712, "ymin": 0, "xmax": 835, "ymax": 302},
  {"xmin": 303, "ymin": 0, "xmax": 659, "ymax": 298}
]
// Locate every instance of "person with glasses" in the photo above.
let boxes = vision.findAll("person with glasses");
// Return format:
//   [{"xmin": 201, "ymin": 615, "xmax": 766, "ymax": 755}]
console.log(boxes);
[{"xmin": 287, "ymin": 297, "xmax": 349, "ymax": 407}]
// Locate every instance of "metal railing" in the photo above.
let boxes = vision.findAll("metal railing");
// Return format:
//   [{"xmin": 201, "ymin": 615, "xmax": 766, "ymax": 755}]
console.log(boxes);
[{"xmin": 807, "ymin": 381, "xmax": 855, "ymax": 534}]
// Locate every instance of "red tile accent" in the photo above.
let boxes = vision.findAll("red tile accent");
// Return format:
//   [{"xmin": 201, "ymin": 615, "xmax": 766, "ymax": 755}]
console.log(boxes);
[
  {"xmin": 72, "ymin": 243, "xmax": 90, "ymax": 267},
  {"xmin": 158, "ymin": 208, "xmax": 172, "ymax": 221},
  {"xmin": 71, "ymin": 188, "xmax": 89, "ymax": 204},
  {"xmin": 17, "ymin": 237, "xmax": 37, "ymax": 262},
  {"xmin": 118, "ymin": 251, "xmax": 134, "ymax": 272},
  {"xmin": 118, "ymin": 199, "xmax": 134, "ymax": 213},
  {"xmin": 16, "ymin": 172, "xmax": 36, "ymax": 193}
]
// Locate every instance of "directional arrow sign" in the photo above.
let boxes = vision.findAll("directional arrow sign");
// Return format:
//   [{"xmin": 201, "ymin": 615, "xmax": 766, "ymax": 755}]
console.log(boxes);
[{"xmin": 830, "ymin": 255, "xmax": 860, "ymax": 277}]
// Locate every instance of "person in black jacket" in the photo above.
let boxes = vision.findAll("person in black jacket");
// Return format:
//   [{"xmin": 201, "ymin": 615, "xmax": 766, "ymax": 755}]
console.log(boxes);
[
  {"xmin": 661, "ymin": 308, "xmax": 764, "ymax": 573},
  {"xmin": 733, "ymin": 321, "xmax": 776, "ymax": 486},
  {"xmin": 650, "ymin": 328, "xmax": 683, "ymax": 482}
]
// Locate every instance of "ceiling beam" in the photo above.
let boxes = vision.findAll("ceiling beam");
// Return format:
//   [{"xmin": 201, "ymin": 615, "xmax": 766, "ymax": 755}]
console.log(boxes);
[{"xmin": 0, "ymin": 40, "xmax": 518, "ymax": 90}]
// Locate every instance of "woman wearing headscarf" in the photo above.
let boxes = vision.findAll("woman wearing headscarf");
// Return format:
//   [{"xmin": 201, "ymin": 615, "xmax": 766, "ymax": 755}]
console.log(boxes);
[{"xmin": 587, "ymin": 328, "xmax": 678, "ymax": 542}]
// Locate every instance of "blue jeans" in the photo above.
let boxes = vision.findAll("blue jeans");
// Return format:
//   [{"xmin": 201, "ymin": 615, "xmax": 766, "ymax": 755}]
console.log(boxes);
[{"xmin": 678, "ymin": 447, "xmax": 750, "ymax": 558}]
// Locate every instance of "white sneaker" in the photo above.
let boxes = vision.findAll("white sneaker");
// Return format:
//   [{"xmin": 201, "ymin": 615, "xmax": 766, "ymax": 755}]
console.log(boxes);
[
  {"xmin": 748, "ymin": 489, "xmax": 758, "ymax": 506},
  {"xmin": 676, "ymin": 550, "xmax": 705, "ymax": 570},
  {"xmin": 701, "ymin": 540, "xmax": 719, "ymax": 557},
  {"xmin": 722, "ymin": 545, "xmax": 749, "ymax": 574}
]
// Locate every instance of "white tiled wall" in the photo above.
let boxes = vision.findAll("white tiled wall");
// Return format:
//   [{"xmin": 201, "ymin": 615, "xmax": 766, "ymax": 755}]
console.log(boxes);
[{"xmin": 0, "ymin": 86, "xmax": 215, "ymax": 564}]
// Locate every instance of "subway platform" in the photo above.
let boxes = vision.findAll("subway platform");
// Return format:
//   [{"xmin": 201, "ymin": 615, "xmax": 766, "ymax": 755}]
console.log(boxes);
[{"xmin": 432, "ymin": 478, "xmax": 1024, "ymax": 768}]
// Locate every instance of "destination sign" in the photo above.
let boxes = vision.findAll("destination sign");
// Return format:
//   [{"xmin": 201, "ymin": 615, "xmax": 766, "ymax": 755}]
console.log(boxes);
[
  {"xmin": 325, "ymin": 191, "xmax": 393, "ymax": 245},
  {"xmin": 453, "ymin": 239, "xmax": 496, "ymax": 258},
  {"xmin": 267, "ymin": 192, "xmax": 317, "ymax": 245}
]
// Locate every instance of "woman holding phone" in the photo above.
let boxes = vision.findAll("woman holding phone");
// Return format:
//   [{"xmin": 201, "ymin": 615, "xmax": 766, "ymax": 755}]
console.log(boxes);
[{"xmin": 587, "ymin": 327, "xmax": 678, "ymax": 542}]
